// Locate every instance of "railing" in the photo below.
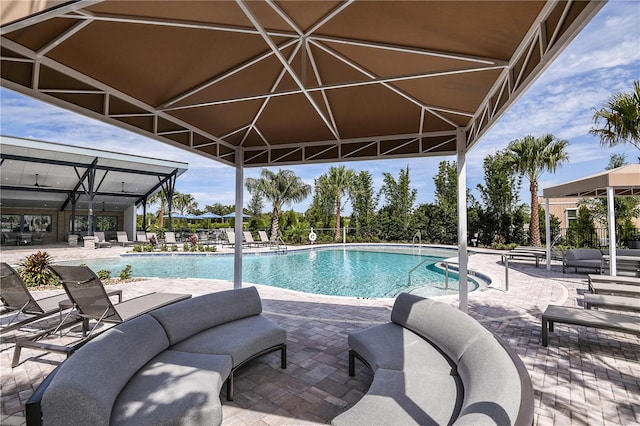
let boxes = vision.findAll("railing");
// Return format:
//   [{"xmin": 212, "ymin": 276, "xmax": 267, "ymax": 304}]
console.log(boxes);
[
  {"xmin": 273, "ymin": 234, "xmax": 287, "ymax": 254},
  {"xmin": 408, "ymin": 259, "xmax": 455, "ymax": 289},
  {"xmin": 407, "ymin": 257, "xmax": 432, "ymax": 286},
  {"xmin": 558, "ymin": 227, "xmax": 640, "ymax": 249},
  {"xmin": 412, "ymin": 230, "xmax": 421, "ymax": 245}
]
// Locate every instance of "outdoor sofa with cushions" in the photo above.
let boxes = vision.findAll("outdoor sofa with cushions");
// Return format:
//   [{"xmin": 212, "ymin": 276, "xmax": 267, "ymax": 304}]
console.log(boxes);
[
  {"xmin": 26, "ymin": 286, "xmax": 287, "ymax": 426},
  {"xmin": 563, "ymin": 248, "xmax": 640, "ymax": 274},
  {"xmin": 333, "ymin": 293, "xmax": 534, "ymax": 426}
]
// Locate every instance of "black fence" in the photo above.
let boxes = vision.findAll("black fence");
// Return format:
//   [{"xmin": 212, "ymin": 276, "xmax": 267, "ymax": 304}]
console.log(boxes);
[{"xmin": 559, "ymin": 227, "xmax": 640, "ymax": 249}]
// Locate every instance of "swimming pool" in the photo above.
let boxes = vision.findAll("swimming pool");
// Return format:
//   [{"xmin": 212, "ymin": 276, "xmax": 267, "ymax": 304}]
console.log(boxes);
[{"xmin": 58, "ymin": 246, "xmax": 478, "ymax": 298}]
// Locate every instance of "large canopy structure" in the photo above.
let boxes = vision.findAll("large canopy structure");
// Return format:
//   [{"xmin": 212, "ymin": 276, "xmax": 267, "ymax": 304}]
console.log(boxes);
[
  {"xmin": 543, "ymin": 164, "xmax": 640, "ymax": 275},
  {"xmin": 0, "ymin": 0, "xmax": 605, "ymax": 309}
]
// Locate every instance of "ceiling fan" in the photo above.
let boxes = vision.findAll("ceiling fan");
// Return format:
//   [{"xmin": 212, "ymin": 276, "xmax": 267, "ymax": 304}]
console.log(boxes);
[{"xmin": 33, "ymin": 174, "xmax": 51, "ymax": 188}]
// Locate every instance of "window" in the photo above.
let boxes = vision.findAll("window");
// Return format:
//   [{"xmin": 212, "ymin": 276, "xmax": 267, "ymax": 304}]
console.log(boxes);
[
  {"xmin": 70, "ymin": 215, "xmax": 118, "ymax": 232},
  {"xmin": 565, "ymin": 208, "xmax": 578, "ymax": 228},
  {"xmin": 1, "ymin": 214, "xmax": 52, "ymax": 232}
]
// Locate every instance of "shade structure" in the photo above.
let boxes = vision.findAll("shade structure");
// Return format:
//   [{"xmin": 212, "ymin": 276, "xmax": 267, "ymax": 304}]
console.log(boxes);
[
  {"xmin": 223, "ymin": 213, "xmax": 252, "ymax": 219},
  {"xmin": 195, "ymin": 212, "xmax": 223, "ymax": 219},
  {"xmin": 0, "ymin": 0, "xmax": 604, "ymax": 308},
  {"xmin": 0, "ymin": 1, "xmax": 603, "ymax": 168},
  {"xmin": 542, "ymin": 164, "xmax": 640, "ymax": 274}
]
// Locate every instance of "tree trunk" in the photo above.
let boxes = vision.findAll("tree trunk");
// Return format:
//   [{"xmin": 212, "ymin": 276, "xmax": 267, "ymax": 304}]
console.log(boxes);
[
  {"xmin": 530, "ymin": 180, "xmax": 541, "ymax": 247},
  {"xmin": 335, "ymin": 197, "xmax": 341, "ymax": 241},
  {"xmin": 159, "ymin": 204, "xmax": 165, "ymax": 230},
  {"xmin": 271, "ymin": 207, "xmax": 280, "ymax": 241}
]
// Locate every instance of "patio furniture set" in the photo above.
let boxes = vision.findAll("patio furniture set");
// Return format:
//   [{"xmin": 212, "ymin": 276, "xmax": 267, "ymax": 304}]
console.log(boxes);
[
  {"xmin": 562, "ymin": 248, "xmax": 640, "ymax": 276},
  {"xmin": 541, "ymin": 274, "xmax": 640, "ymax": 347}
]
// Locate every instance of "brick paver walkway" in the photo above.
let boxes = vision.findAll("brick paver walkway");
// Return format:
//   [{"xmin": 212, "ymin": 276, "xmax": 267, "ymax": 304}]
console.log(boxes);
[{"xmin": 1, "ymin": 245, "xmax": 638, "ymax": 425}]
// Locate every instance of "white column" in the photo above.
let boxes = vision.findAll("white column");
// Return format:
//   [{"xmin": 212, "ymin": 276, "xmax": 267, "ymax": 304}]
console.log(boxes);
[
  {"xmin": 456, "ymin": 128, "xmax": 468, "ymax": 313},
  {"xmin": 607, "ymin": 186, "xmax": 617, "ymax": 276},
  {"xmin": 545, "ymin": 198, "xmax": 551, "ymax": 270},
  {"xmin": 234, "ymin": 148, "xmax": 244, "ymax": 289}
]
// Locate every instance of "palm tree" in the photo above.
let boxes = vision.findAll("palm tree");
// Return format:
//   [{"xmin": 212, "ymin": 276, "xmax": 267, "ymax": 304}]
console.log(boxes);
[
  {"xmin": 173, "ymin": 192, "xmax": 198, "ymax": 215},
  {"xmin": 245, "ymin": 169, "xmax": 311, "ymax": 240},
  {"xmin": 504, "ymin": 134, "xmax": 569, "ymax": 247},
  {"xmin": 590, "ymin": 81, "xmax": 640, "ymax": 150},
  {"xmin": 148, "ymin": 190, "xmax": 168, "ymax": 229},
  {"xmin": 316, "ymin": 166, "xmax": 355, "ymax": 241}
]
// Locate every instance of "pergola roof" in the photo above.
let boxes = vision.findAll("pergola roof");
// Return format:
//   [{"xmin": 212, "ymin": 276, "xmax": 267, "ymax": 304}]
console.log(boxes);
[
  {"xmin": 0, "ymin": 0, "xmax": 604, "ymax": 168},
  {"xmin": 0, "ymin": 135, "xmax": 188, "ymax": 211},
  {"xmin": 543, "ymin": 164, "xmax": 640, "ymax": 198}
]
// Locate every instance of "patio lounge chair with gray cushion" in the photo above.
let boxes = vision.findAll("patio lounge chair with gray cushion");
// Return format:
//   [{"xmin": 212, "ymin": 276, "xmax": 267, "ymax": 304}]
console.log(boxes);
[
  {"xmin": 0, "ymin": 263, "xmax": 71, "ymax": 335},
  {"xmin": 116, "ymin": 231, "xmax": 134, "ymax": 247},
  {"xmin": 93, "ymin": 232, "xmax": 111, "ymax": 248},
  {"xmin": 1, "ymin": 233, "xmax": 18, "ymax": 246},
  {"xmin": 49, "ymin": 265, "xmax": 191, "ymax": 337},
  {"xmin": 164, "ymin": 231, "xmax": 178, "ymax": 246},
  {"xmin": 258, "ymin": 231, "xmax": 273, "ymax": 247},
  {"xmin": 135, "ymin": 231, "xmax": 148, "ymax": 243}
]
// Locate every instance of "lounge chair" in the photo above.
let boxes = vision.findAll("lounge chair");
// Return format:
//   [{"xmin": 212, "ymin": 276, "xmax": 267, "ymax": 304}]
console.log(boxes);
[
  {"xmin": 49, "ymin": 265, "xmax": 190, "ymax": 337},
  {"xmin": 164, "ymin": 231, "xmax": 178, "ymax": 246},
  {"xmin": 258, "ymin": 231, "xmax": 273, "ymax": 247},
  {"xmin": 0, "ymin": 263, "xmax": 71, "ymax": 335},
  {"xmin": 116, "ymin": 231, "xmax": 134, "ymax": 247},
  {"xmin": 136, "ymin": 231, "xmax": 148, "ymax": 243},
  {"xmin": 541, "ymin": 305, "xmax": 640, "ymax": 346},
  {"xmin": 93, "ymin": 232, "xmax": 111, "ymax": 248},
  {"xmin": 243, "ymin": 231, "xmax": 263, "ymax": 247},
  {"xmin": 224, "ymin": 231, "xmax": 237, "ymax": 247}
]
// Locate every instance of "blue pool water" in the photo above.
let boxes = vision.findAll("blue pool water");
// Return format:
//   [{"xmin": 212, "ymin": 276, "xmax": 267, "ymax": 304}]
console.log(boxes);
[{"xmin": 58, "ymin": 247, "xmax": 477, "ymax": 298}]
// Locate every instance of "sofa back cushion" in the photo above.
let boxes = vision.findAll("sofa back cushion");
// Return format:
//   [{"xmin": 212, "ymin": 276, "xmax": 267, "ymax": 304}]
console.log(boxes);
[
  {"xmin": 41, "ymin": 314, "xmax": 169, "ymax": 425},
  {"xmin": 454, "ymin": 334, "xmax": 523, "ymax": 425},
  {"xmin": 390, "ymin": 293, "xmax": 491, "ymax": 363},
  {"xmin": 565, "ymin": 249, "xmax": 602, "ymax": 261},
  {"xmin": 150, "ymin": 287, "xmax": 262, "ymax": 345}
]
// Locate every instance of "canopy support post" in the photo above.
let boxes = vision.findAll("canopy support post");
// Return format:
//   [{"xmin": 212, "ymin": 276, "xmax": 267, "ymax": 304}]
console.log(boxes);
[
  {"xmin": 456, "ymin": 128, "xmax": 468, "ymax": 313},
  {"xmin": 545, "ymin": 198, "xmax": 551, "ymax": 270},
  {"xmin": 234, "ymin": 148, "xmax": 244, "ymax": 289},
  {"xmin": 607, "ymin": 186, "xmax": 617, "ymax": 276}
]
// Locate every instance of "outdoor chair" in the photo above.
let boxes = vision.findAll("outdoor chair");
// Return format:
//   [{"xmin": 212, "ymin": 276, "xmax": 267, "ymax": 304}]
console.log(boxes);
[
  {"xmin": 135, "ymin": 231, "xmax": 148, "ymax": 243},
  {"xmin": 243, "ymin": 231, "xmax": 265, "ymax": 247},
  {"xmin": 164, "ymin": 231, "xmax": 178, "ymax": 246},
  {"xmin": 49, "ymin": 265, "xmax": 190, "ymax": 337},
  {"xmin": 0, "ymin": 263, "xmax": 72, "ymax": 335},
  {"xmin": 1, "ymin": 233, "xmax": 18, "ymax": 246},
  {"xmin": 31, "ymin": 233, "xmax": 46, "ymax": 245},
  {"xmin": 93, "ymin": 232, "xmax": 111, "ymax": 248},
  {"xmin": 116, "ymin": 231, "xmax": 134, "ymax": 247},
  {"xmin": 258, "ymin": 231, "xmax": 274, "ymax": 247}
]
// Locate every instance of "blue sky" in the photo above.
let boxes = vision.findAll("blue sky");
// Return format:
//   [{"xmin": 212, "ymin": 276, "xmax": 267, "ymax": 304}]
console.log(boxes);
[{"xmin": 1, "ymin": 1, "xmax": 639, "ymax": 215}]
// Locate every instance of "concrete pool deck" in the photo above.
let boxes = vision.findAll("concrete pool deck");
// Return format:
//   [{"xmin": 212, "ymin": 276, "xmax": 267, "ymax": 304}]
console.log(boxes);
[{"xmin": 1, "ymin": 244, "xmax": 639, "ymax": 425}]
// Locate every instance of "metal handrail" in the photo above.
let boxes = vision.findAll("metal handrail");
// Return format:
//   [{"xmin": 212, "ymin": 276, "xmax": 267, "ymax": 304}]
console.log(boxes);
[
  {"xmin": 407, "ymin": 257, "xmax": 431, "ymax": 285},
  {"xmin": 412, "ymin": 230, "xmax": 421, "ymax": 245},
  {"xmin": 274, "ymin": 234, "xmax": 287, "ymax": 253}
]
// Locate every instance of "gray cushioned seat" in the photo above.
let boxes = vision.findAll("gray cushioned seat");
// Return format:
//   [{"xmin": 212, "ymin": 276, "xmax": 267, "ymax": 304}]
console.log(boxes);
[
  {"xmin": 332, "ymin": 368, "xmax": 463, "ymax": 426},
  {"xmin": 150, "ymin": 287, "xmax": 263, "ymax": 346},
  {"xmin": 111, "ymin": 349, "xmax": 232, "ymax": 426},
  {"xmin": 171, "ymin": 315, "xmax": 286, "ymax": 367},
  {"xmin": 348, "ymin": 323, "xmax": 455, "ymax": 373},
  {"xmin": 455, "ymin": 334, "xmax": 522, "ymax": 425},
  {"xmin": 42, "ymin": 315, "xmax": 170, "ymax": 426}
]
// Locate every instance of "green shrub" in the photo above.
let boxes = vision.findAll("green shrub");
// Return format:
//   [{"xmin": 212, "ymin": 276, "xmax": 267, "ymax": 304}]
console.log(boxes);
[
  {"xmin": 183, "ymin": 242, "xmax": 190, "ymax": 251},
  {"xmin": 133, "ymin": 244, "xmax": 143, "ymax": 252},
  {"xmin": 160, "ymin": 244, "xmax": 168, "ymax": 252},
  {"xmin": 198, "ymin": 244, "xmax": 205, "ymax": 252},
  {"xmin": 18, "ymin": 251, "xmax": 57, "ymax": 287},
  {"xmin": 97, "ymin": 270, "xmax": 111, "ymax": 280},
  {"xmin": 119, "ymin": 265, "xmax": 132, "ymax": 280},
  {"xmin": 143, "ymin": 243, "xmax": 154, "ymax": 252},
  {"xmin": 171, "ymin": 244, "xmax": 178, "ymax": 252}
]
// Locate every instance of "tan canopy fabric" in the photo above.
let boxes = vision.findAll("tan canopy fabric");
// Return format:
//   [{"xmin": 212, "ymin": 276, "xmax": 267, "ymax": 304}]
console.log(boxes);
[
  {"xmin": 1, "ymin": 0, "xmax": 603, "ymax": 168},
  {"xmin": 543, "ymin": 164, "xmax": 640, "ymax": 198}
]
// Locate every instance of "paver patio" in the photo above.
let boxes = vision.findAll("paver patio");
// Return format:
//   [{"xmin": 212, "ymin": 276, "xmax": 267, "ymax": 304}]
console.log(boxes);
[{"xmin": 1, "ymin": 244, "xmax": 638, "ymax": 425}]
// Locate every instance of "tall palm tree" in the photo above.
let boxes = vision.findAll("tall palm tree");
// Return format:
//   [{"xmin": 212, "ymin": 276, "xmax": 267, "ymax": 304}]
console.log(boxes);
[
  {"xmin": 317, "ymin": 166, "xmax": 355, "ymax": 241},
  {"xmin": 590, "ymin": 81, "xmax": 640, "ymax": 150},
  {"xmin": 504, "ymin": 134, "xmax": 569, "ymax": 247},
  {"xmin": 245, "ymin": 169, "xmax": 311, "ymax": 240},
  {"xmin": 173, "ymin": 192, "xmax": 198, "ymax": 215},
  {"xmin": 148, "ymin": 190, "xmax": 168, "ymax": 229}
]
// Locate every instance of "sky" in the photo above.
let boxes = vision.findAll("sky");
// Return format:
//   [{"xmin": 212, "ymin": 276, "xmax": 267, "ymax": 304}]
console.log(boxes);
[{"xmin": 1, "ymin": 1, "xmax": 639, "ymax": 216}]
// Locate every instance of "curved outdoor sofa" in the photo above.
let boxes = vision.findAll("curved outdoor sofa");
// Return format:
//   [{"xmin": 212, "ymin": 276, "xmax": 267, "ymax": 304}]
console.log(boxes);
[
  {"xmin": 333, "ymin": 293, "xmax": 534, "ymax": 426},
  {"xmin": 26, "ymin": 287, "xmax": 286, "ymax": 426}
]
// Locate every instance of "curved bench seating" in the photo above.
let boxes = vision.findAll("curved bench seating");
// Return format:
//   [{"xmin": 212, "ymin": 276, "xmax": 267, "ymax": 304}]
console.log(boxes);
[
  {"xmin": 26, "ymin": 287, "xmax": 286, "ymax": 426},
  {"xmin": 333, "ymin": 293, "xmax": 534, "ymax": 426}
]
